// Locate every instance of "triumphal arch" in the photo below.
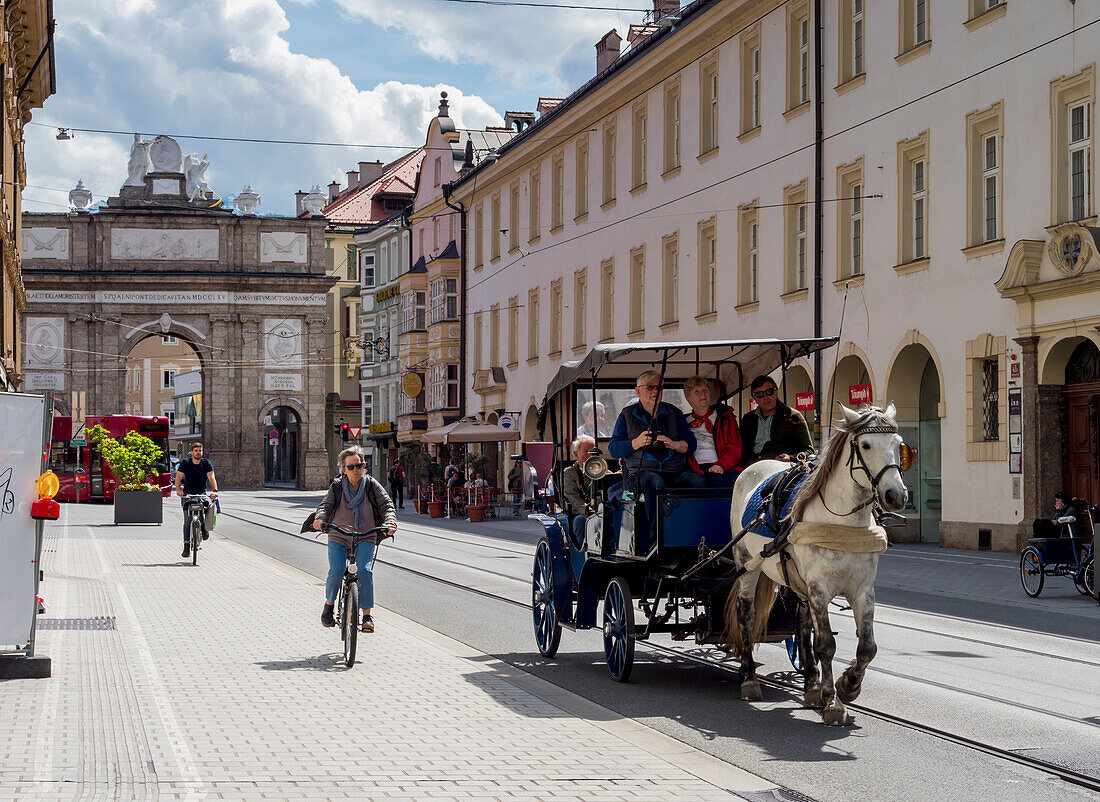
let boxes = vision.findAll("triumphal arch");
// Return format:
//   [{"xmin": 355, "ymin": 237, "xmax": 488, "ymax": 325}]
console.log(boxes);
[{"xmin": 20, "ymin": 135, "xmax": 335, "ymax": 488}]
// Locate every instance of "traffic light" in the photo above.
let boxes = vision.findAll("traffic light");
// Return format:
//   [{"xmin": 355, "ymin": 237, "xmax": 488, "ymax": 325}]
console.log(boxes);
[{"xmin": 340, "ymin": 423, "xmax": 351, "ymax": 442}]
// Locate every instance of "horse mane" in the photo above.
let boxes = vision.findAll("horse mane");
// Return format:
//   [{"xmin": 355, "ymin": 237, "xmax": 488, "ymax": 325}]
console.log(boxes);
[{"xmin": 785, "ymin": 407, "xmax": 892, "ymax": 524}]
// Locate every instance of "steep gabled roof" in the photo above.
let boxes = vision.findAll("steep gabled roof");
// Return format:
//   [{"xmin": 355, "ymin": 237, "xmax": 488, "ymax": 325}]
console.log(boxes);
[{"xmin": 321, "ymin": 148, "xmax": 424, "ymax": 225}]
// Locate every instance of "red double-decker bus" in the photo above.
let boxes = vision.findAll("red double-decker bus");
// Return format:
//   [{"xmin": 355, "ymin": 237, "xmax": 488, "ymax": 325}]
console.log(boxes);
[{"xmin": 49, "ymin": 415, "xmax": 173, "ymax": 502}]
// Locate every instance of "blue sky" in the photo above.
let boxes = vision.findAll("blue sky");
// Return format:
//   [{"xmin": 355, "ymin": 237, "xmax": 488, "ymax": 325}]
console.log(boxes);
[{"xmin": 23, "ymin": 0, "xmax": 644, "ymax": 216}]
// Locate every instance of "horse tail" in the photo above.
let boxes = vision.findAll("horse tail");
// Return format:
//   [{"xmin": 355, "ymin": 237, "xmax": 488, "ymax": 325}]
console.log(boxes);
[{"xmin": 724, "ymin": 572, "xmax": 779, "ymax": 653}]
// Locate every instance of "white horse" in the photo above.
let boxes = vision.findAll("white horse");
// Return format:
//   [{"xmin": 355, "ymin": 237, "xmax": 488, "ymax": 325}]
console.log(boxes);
[{"xmin": 725, "ymin": 403, "xmax": 908, "ymax": 725}]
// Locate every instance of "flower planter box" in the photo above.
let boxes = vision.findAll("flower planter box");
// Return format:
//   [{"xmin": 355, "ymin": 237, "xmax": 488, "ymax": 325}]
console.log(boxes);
[
  {"xmin": 415, "ymin": 498, "xmax": 428, "ymax": 514},
  {"xmin": 467, "ymin": 504, "xmax": 487, "ymax": 523},
  {"xmin": 113, "ymin": 490, "xmax": 163, "ymax": 525},
  {"xmin": 427, "ymin": 501, "xmax": 445, "ymax": 518}
]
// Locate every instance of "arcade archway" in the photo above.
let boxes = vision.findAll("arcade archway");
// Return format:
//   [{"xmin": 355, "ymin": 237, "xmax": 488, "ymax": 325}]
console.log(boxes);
[
  {"xmin": 1044, "ymin": 337, "xmax": 1100, "ymax": 508},
  {"xmin": 885, "ymin": 341, "xmax": 943, "ymax": 542},
  {"xmin": 264, "ymin": 405, "xmax": 301, "ymax": 487},
  {"xmin": 124, "ymin": 333, "xmax": 203, "ymax": 452}
]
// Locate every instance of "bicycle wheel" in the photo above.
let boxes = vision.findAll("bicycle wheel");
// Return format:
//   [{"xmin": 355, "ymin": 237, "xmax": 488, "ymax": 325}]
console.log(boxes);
[
  {"xmin": 191, "ymin": 518, "xmax": 200, "ymax": 566},
  {"xmin": 1020, "ymin": 547, "xmax": 1043, "ymax": 597},
  {"xmin": 1082, "ymin": 555, "xmax": 1095, "ymax": 599},
  {"xmin": 344, "ymin": 579, "xmax": 358, "ymax": 668}
]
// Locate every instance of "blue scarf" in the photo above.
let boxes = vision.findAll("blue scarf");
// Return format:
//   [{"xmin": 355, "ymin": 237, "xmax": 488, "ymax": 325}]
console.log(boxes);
[{"xmin": 341, "ymin": 475, "xmax": 368, "ymax": 531}]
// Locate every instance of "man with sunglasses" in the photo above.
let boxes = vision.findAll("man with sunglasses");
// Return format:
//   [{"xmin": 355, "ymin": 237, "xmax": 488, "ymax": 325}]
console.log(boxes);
[
  {"xmin": 609, "ymin": 370, "xmax": 697, "ymax": 541},
  {"xmin": 739, "ymin": 376, "xmax": 812, "ymax": 467},
  {"xmin": 313, "ymin": 446, "xmax": 397, "ymax": 633}
]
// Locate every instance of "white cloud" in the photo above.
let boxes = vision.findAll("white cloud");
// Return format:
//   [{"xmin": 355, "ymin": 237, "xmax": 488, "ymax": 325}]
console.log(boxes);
[
  {"xmin": 25, "ymin": 0, "xmax": 506, "ymax": 215},
  {"xmin": 331, "ymin": 0, "xmax": 631, "ymax": 91}
]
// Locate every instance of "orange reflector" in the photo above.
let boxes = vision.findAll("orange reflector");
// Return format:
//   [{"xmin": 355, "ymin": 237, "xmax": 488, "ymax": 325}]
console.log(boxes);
[
  {"xmin": 899, "ymin": 444, "xmax": 917, "ymax": 472},
  {"xmin": 38, "ymin": 470, "xmax": 60, "ymax": 500}
]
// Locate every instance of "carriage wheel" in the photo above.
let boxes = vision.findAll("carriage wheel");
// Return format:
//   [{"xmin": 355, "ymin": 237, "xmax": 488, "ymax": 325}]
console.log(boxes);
[
  {"xmin": 1020, "ymin": 547, "xmax": 1044, "ymax": 597},
  {"xmin": 1079, "ymin": 555, "xmax": 1095, "ymax": 599},
  {"xmin": 532, "ymin": 540, "xmax": 562, "ymax": 657},
  {"xmin": 602, "ymin": 577, "xmax": 635, "ymax": 682}
]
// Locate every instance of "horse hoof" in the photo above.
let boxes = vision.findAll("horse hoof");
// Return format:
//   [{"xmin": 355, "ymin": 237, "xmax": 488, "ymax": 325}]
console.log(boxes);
[
  {"xmin": 822, "ymin": 704, "xmax": 854, "ymax": 726},
  {"xmin": 740, "ymin": 680, "xmax": 763, "ymax": 701},
  {"xmin": 836, "ymin": 676, "xmax": 862, "ymax": 704},
  {"xmin": 803, "ymin": 686, "xmax": 824, "ymax": 709}
]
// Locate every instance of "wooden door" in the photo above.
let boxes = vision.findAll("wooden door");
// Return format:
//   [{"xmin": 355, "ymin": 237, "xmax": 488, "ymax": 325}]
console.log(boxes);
[{"xmin": 1062, "ymin": 384, "xmax": 1099, "ymax": 525}]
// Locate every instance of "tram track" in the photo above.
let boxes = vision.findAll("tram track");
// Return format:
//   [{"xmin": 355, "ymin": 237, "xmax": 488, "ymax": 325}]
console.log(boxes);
[{"xmin": 217, "ymin": 508, "xmax": 1100, "ymax": 793}]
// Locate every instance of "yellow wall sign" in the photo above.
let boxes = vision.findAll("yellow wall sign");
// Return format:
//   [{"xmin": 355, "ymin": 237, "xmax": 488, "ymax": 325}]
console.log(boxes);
[
  {"xmin": 375, "ymin": 285, "xmax": 400, "ymax": 302},
  {"xmin": 369, "ymin": 421, "xmax": 395, "ymax": 434},
  {"xmin": 401, "ymin": 372, "xmax": 423, "ymax": 398}
]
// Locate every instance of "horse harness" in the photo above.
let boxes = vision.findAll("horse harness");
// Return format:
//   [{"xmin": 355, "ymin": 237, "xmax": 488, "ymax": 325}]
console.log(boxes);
[{"xmin": 817, "ymin": 418, "xmax": 903, "ymax": 518}]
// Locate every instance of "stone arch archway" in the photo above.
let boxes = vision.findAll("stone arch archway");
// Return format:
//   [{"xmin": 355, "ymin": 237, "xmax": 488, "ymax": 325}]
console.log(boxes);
[
  {"xmin": 1039, "ymin": 333, "xmax": 1100, "ymax": 384},
  {"xmin": 824, "ymin": 343, "xmax": 876, "ymax": 430},
  {"xmin": 777, "ymin": 359, "xmax": 813, "ymax": 410},
  {"xmin": 1040, "ymin": 335, "xmax": 1100, "ymax": 507},
  {"xmin": 885, "ymin": 336, "xmax": 945, "ymax": 543},
  {"xmin": 522, "ymin": 402, "xmax": 540, "ymax": 443},
  {"xmin": 122, "ymin": 329, "xmax": 206, "ymax": 446}
]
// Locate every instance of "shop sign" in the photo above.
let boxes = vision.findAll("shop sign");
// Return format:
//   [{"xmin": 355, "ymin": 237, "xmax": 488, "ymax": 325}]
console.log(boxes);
[
  {"xmin": 375, "ymin": 285, "xmax": 400, "ymax": 302},
  {"xmin": 848, "ymin": 384, "xmax": 873, "ymax": 405},
  {"xmin": 401, "ymin": 372, "xmax": 423, "ymax": 398},
  {"xmin": 795, "ymin": 392, "xmax": 815, "ymax": 412},
  {"xmin": 369, "ymin": 421, "xmax": 395, "ymax": 434},
  {"xmin": 498, "ymin": 413, "xmax": 518, "ymax": 430}
]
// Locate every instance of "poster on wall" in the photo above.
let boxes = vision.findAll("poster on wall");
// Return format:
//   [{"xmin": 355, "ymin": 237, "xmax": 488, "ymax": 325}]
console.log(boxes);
[
  {"xmin": 0, "ymin": 393, "xmax": 50, "ymax": 649},
  {"xmin": 848, "ymin": 384, "xmax": 873, "ymax": 406},
  {"xmin": 1007, "ymin": 388, "xmax": 1022, "ymax": 475}
]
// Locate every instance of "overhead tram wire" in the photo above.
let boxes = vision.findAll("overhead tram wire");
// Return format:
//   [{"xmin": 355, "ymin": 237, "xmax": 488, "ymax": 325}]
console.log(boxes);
[{"xmin": 462, "ymin": 12, "xmax": 1100, "ymax": 297}]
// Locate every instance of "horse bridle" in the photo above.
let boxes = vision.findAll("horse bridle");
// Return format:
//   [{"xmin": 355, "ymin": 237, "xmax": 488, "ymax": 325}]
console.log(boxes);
[{"xmin": 819, "ymin": 419, "xmax": 903, "ymax": 517}]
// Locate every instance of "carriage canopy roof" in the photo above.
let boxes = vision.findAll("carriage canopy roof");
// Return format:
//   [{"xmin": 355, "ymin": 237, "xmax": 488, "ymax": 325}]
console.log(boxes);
[{"xmin": 543, "ymin": 337, "xmax": 839, "ymax": 402}]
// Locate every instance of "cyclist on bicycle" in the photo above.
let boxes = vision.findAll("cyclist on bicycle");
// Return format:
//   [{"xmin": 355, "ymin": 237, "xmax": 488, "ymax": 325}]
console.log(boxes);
[
  {"xmin": 174, "ymin": 442, "xmax": 218, "ymax": 559},
  {"xmin": 314, "ymin": 446, "xmax": 397, "ymax": 633}
]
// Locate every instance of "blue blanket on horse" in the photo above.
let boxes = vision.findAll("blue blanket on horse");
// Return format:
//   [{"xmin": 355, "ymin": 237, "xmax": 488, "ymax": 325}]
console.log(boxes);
[{"xmin": 741, "ymin": 470, "xmax": 807, "ymax": 538}]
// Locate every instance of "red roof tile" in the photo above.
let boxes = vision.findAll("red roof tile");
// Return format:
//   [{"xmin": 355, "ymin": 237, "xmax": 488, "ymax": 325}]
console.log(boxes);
[{"xmin": 321, "ymin": 148, "xmax": 424, "ymax": 225}]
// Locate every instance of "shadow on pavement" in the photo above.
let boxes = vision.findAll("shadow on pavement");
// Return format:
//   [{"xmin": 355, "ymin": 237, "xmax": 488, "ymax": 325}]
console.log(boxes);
[
  {"xmin": 490, "ymin": 648, "xmax": 866, "ymax": 762},
  {"xmin": 255, "ymin": 653, "xmax": 350, "ymax": 672}
]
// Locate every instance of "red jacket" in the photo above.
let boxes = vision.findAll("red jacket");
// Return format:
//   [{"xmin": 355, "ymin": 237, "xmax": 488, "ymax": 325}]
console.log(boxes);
[{"xmin": 686, "ymin": 404, "xmax": 742, "ymax": 474}]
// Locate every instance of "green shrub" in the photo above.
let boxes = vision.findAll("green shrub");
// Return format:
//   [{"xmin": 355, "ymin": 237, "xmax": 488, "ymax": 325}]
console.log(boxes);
[{"xmin": 87, "ymin": 424, "xmax": 165, "ymax": 492}]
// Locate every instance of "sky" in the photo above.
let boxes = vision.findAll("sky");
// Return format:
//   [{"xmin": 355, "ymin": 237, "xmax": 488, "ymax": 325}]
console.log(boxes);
[{"xmin": 24, "ymin": 0, "xmax": 648, "ymax": 217}]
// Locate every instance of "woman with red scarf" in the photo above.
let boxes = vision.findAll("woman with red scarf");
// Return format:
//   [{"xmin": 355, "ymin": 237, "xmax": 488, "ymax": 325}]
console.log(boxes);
[{"xmin": 682, "ymin": 375, "xmax": 742, "ymax": 488}]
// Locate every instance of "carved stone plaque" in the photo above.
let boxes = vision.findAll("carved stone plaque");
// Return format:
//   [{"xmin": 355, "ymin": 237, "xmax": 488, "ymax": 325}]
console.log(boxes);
[
  {"xmin": 25, "ymin": 317, "xmax": 65, "ymax": 367},
  {"xmin": 152, "ymin": 178, "xmax": 181, "ymax": 195},
  {"xmin": 264, "ymin": 318, "xmax": 302, "ymax": 369},
  {"xmin": 24, "ymin": 372, "xmax": 65, "ymax": 391},
  {"xmin": 260, "ymin": 232, "xmax": 307, "ymax": 263},
  {"xmin": 23, "ymin": 228, "xmax": 69, "ymax": 259},
  {"xmin": 111, "ymin": 228, "xmax": 219, "ymax": 260},
  {"xmin": 264, "ymin": 373, "xmax": 303, "ymax": 391}
]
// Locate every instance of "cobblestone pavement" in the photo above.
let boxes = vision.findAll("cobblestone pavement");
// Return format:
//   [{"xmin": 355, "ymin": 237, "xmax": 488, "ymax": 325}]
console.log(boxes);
[{"xmin": 0, "ymin": 503, "xmax": 770, "ymax": 801}]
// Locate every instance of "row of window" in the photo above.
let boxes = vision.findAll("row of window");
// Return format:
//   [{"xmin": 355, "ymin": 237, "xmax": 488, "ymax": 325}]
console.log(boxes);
[{"xmin": 468, "ymin": 2, "xmax": 1026, "ymax": 271}]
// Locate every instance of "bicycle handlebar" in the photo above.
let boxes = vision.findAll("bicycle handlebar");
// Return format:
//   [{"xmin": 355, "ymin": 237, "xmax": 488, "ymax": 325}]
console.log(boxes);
[{"xmin": 320, "ymin": 522, "xmax": 390, "ymax": 538}]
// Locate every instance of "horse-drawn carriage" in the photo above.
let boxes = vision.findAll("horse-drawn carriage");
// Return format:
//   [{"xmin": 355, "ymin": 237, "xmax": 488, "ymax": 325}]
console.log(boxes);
[{"xmin": 529, "ymin": 337, "xmax": 912, "ymax": 725}]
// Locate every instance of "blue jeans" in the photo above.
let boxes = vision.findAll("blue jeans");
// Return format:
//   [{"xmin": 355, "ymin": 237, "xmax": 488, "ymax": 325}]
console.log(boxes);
[
  {"xmin": 691, "ymin": 466, "xmax": 739, "ymax": 488},
  {"xmin": 181, "ymin": 498, "xmax": 205, "ymax": 544},
  {"xmin": 326, "ymin": 540, "xmax": 377, "ymax": 609}
]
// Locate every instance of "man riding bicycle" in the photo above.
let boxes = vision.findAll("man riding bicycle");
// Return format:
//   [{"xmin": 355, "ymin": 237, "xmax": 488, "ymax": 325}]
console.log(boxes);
[
  {"xmin": 174, "ymin": 442, "xmax": 218, "ymax": 559},
  {"xmin": 314, "ymin": 446, "xmax": 397, "ymax": 633}
]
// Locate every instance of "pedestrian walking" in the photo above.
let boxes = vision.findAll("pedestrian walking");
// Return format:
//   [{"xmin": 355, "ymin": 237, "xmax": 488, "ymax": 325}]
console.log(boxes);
[{"xmin": 388, "ymin": 459, "xmax": 405, "ymax": 509}]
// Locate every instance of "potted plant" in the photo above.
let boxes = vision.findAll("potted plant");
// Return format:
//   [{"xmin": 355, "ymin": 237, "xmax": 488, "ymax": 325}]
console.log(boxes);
[
  {"xmin": 426, "ymin": 482, "xmax": 445, "ymax": 518},
  {"xmin": 463, "ymin": 450, "xmax": 490, "ymax": 522},
  {"xmin": 87, "ymin": 424, "xmax": 166, "ymax": 525}
]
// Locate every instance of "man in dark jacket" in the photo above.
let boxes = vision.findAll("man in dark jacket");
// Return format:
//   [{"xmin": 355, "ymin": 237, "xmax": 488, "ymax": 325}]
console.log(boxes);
[
  {"xmin": 1032, "ymin": 491, "xmax": 1079, "ymax": 538},
  {"xmin": 609, "ymin": 370, "xmax": 696, "ymax": 539},
  {"xmin": 739, "ymin": 376, "xmax": 813, "ymax": 467}
]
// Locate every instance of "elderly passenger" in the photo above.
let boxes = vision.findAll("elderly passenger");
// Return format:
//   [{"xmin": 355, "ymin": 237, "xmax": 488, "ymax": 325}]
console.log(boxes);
[
  {"xmin": 682, "ymin": 375, "xmax": 742, "ymax": 487},
  {"xmin": 561, "ymin": 435, "xmax": 596, "ymax": 538},
  {"xmin": 609, "ymin": 370, "xmax": 697, "ymax": 538},
  {"xmin": 578, "ymin": 400, "xmax": 607, "ymax": 438},
  {"xmin": 739, "ymin": 376, "xmax": 813, "ymax": 467}
]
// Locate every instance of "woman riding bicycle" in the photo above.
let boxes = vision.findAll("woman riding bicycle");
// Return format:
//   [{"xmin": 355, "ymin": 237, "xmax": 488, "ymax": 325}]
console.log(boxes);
[{"xmin": 314, "ymin": 446, "xmax": 397, "ymax": 633}]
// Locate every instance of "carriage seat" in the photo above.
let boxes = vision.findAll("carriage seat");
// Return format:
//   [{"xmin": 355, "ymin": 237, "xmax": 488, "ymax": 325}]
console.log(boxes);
[{"xmin": 741, "ymin": 465, "xmax": 809, "ymax": 539}]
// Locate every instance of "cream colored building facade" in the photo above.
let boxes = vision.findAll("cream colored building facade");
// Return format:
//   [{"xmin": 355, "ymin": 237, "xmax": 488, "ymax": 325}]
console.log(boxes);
[
  {"xmin": 122, "ymin": 335, "xmax": 201, "ymax": 423},
  {"xmin": 452, "ymin": 0, "xmax": 1100, "ymax": 551},
  {"xmin": 1, "ymin": 1, "xmax": 54, "ymax": 391}
]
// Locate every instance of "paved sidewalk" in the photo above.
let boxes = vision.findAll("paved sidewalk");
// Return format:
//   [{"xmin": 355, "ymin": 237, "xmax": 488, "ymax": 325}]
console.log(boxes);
[{"xmin": 0, "ymin": 503, "xmax": 773, "ymax": 801}]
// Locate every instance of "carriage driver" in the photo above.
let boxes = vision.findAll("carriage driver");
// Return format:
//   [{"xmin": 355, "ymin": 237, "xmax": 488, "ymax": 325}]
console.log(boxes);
[
  {"xmin": 609, "ymin": 370, "xmax": 697, "ymax": 538},
  {"xmin": 739, "ymin": 375, "xmax": 813, "ymax": 467}
]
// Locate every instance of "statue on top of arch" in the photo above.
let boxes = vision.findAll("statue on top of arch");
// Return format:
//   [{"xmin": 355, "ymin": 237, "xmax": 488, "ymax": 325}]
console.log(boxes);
[{"xmin": 184, "ymin": 153, "xmax": 212, "ymax": 202}]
